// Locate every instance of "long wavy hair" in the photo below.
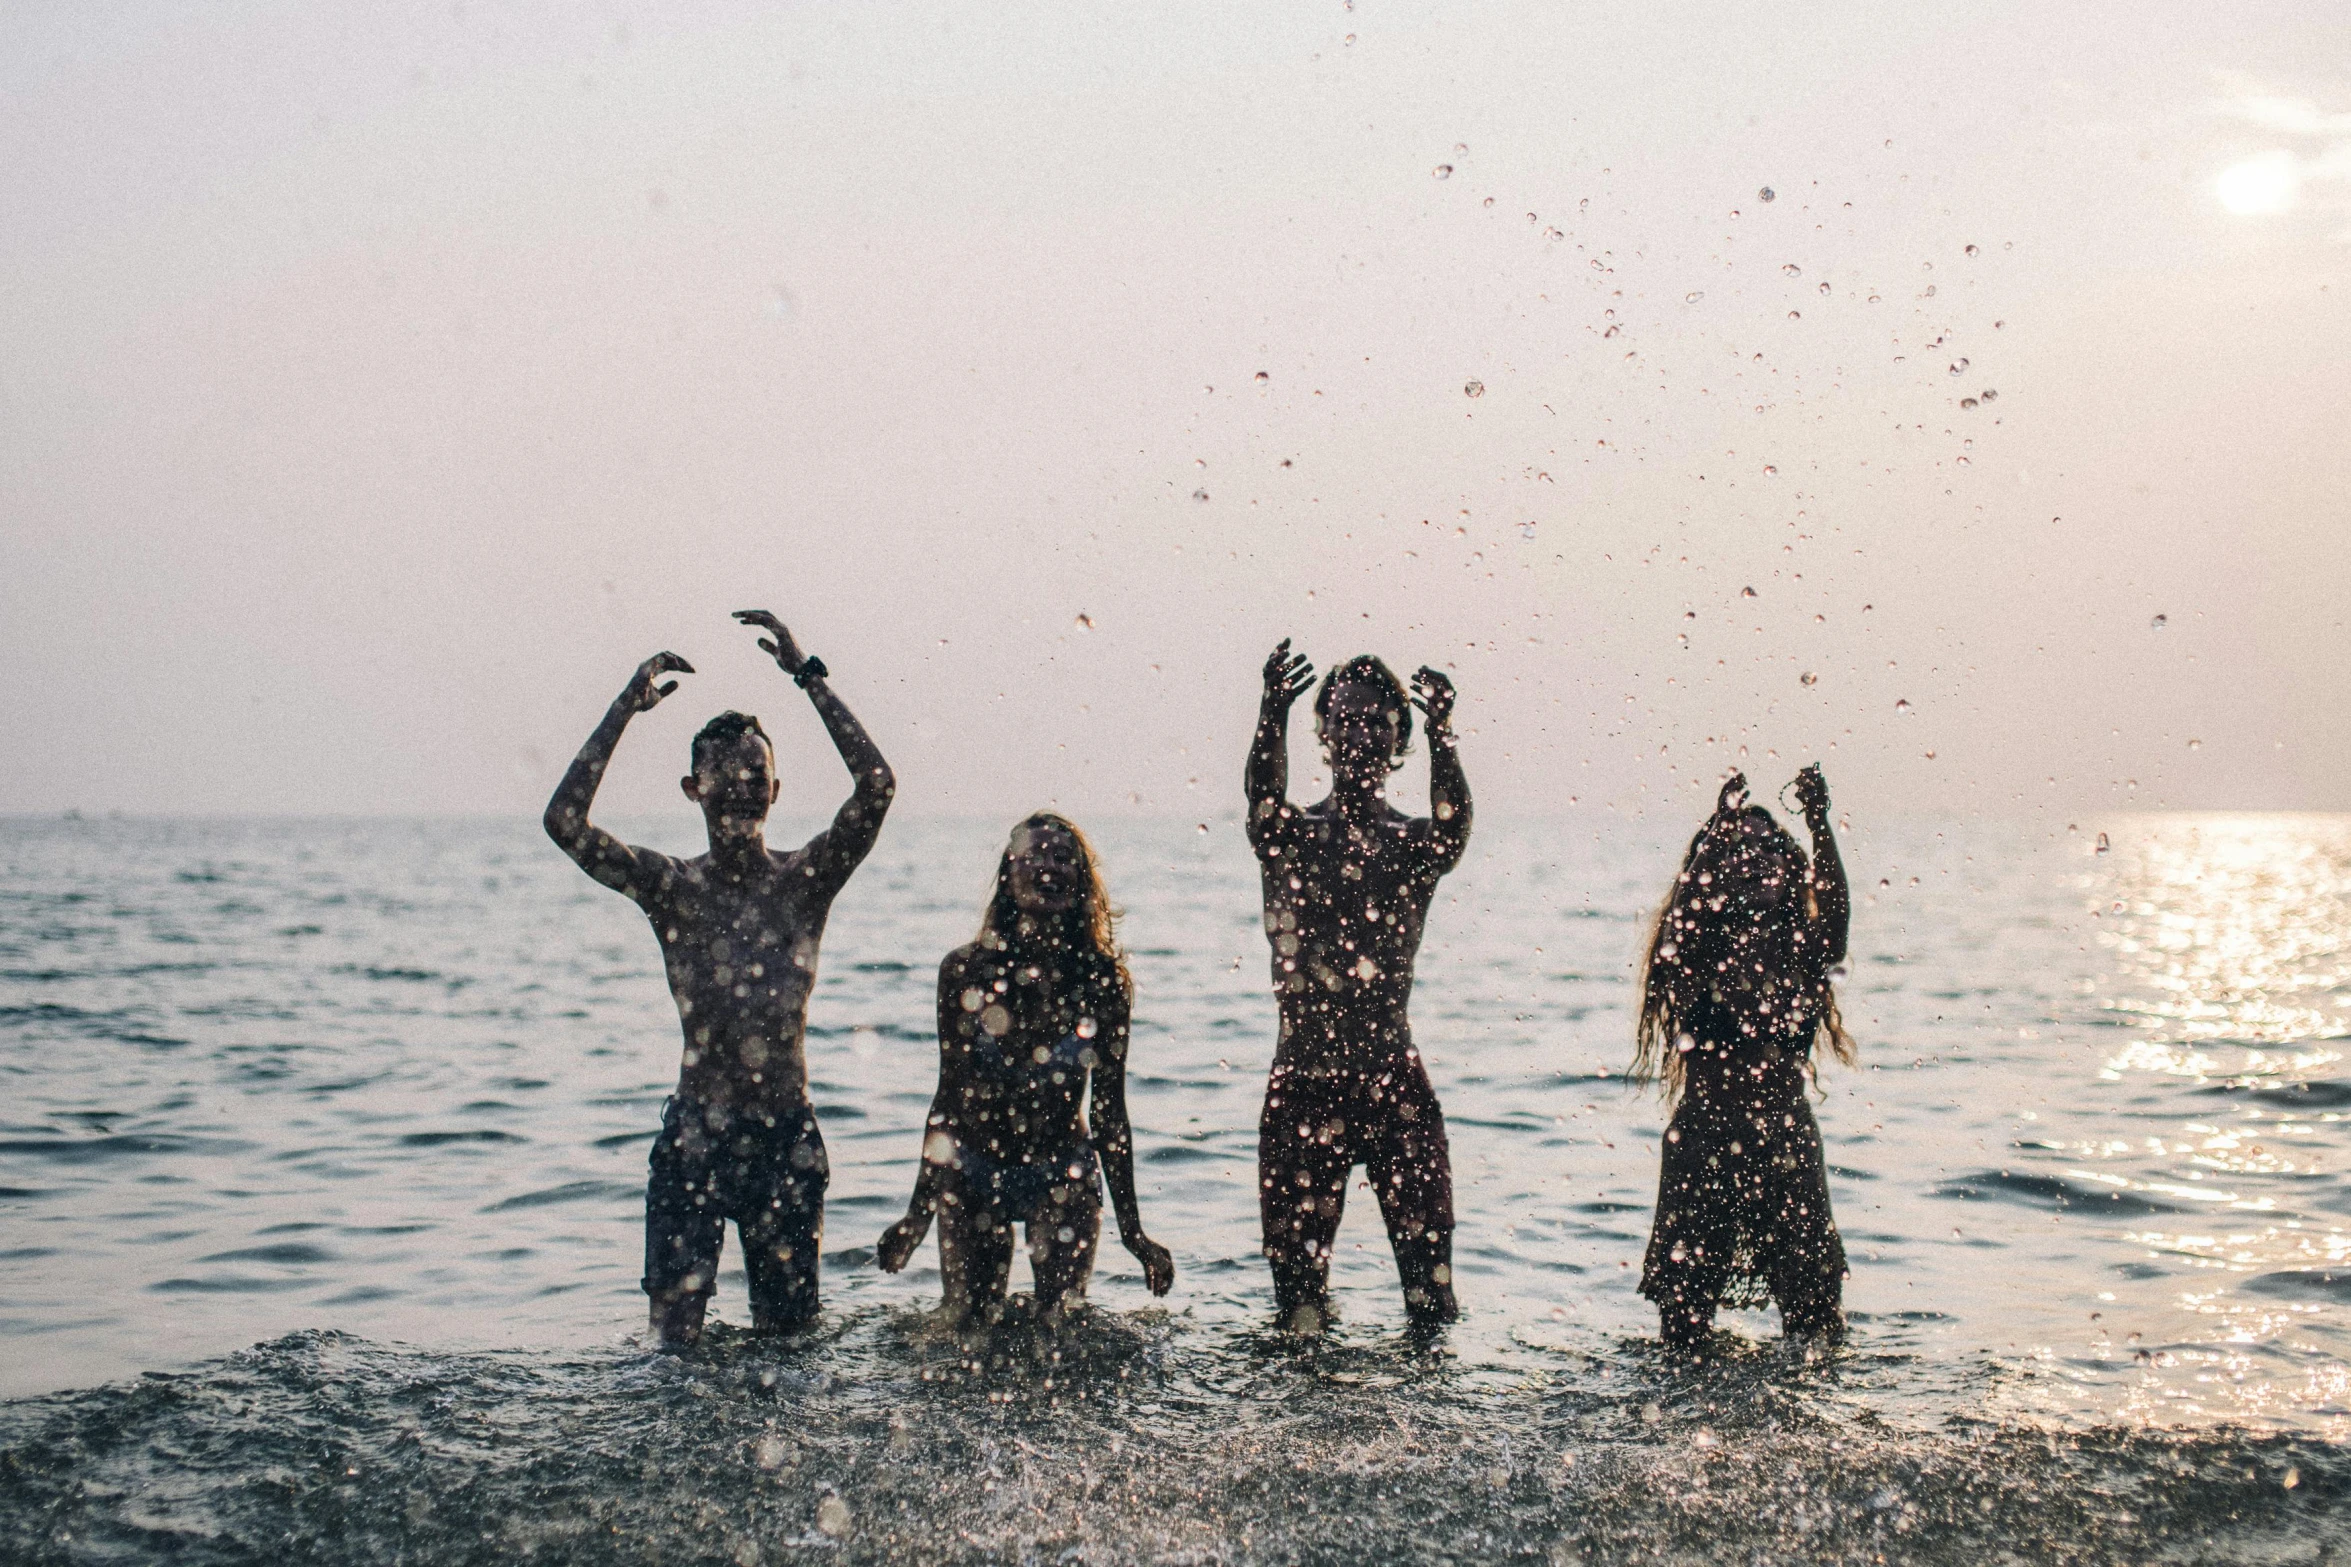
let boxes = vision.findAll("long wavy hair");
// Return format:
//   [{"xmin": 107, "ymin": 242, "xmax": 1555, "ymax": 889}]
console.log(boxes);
[
  {"xmin": 1631, "ymin": 784, "xmax": 1854, "ymax": 1101},
  {"xmin": 975, "ymin": 812, "xmax": 1132, "ymax": 1005}
]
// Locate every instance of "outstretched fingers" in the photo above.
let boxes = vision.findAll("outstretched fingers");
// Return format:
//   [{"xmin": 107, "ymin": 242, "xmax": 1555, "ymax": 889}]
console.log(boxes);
[{"xmin": 1263, "ymin": 639, "xmax": 1316, "ymax": 703}]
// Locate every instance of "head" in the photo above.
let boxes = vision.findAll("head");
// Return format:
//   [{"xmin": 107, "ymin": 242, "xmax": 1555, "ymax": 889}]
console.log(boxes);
[
  {"xmin": 1630, "ymin": 785, "xmax": 1853, "ymax": 1097},
  {"xmin": 1313, "ymin": 655, "xmax": 1414, "ymax": 781},
  {"xmin": 978, "ymin": 812, "xmax": 1131, "ymax": 998},
  {"xmin": 680, "ymin": 712, "xmax": 778, "ymax": 834}
]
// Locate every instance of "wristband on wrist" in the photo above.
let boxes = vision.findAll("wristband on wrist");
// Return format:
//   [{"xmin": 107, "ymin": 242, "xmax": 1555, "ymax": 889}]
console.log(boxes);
[{"xmin": 794, "ymin": 655, "xmax": 828, "ymax": 689}]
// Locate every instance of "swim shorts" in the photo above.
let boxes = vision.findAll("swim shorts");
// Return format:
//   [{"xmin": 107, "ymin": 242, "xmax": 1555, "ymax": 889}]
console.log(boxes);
[{"xmin": 642, "ymin": 1096, "xmax": 828, "ymax": 1328}]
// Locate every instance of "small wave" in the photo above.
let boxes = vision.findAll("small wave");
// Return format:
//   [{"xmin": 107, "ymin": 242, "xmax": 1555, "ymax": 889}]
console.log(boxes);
[
  {"xmin": 396, "ymin": 1130, "xmax": 526, "ymax": 1148},
  {"xmin": 2199, "ymin": 1079, "xmax": 2351, "ymax": 1110},
  {"xmin": 1932, "ymin": 1168, "xmax": 2188, "ymax": 1217},
  {"xmin": 148, "ymin": 1275, "xmax": 315, "ymax": 1294},
  {"xmin": 2239, "ymin": 1268, "xmax": 2351, "ymax": 1302},
  {"xmin": 481, "ymin": 1180, "xmax": 637, "ymax": 1213},
  {"xmin": 0, "ymin": 1134, "xmax": 251, "ymax": 1164},
  {"xmin": 194, "ymin": 1244, "xmax": 339, "ymax": 1266}
]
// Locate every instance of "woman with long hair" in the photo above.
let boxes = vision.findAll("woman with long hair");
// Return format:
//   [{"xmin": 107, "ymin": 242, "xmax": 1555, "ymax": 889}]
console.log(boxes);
[
  {"xmin": 1632, "ymin": 765, "xmax": 1854, "ymax": 1349},
  {"xmin": 877, "ymin": 813, "xmax": 1174, "ymax": 1325}
]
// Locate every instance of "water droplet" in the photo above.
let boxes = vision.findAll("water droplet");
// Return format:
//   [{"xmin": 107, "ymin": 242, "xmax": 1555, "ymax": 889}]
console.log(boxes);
[
  {"xmin": 1196, "ymin": 822, "xmax": 1209, "ymax": 835},
  {"xmin": 1895, "ymin": 698, "xmax": 1912, "ymax": 713},
  {"xmin": 2150, "ymin": 613, "xmax": 2167, "ymax": 630},
  {"xmin": 1454, "ymin": 143, "xmax": 1468, "ymax": 155},
  {"xmin": 1800, "ymin": 671, "xmax": 1818, "ymax": 686},
  {"xmin": 1191, "ymin": 488, "xmax": 1210, "ymax": 502},
  {"xmin": 1519, "ymin": 521, "xmax": 1537, "ymax": 539},
  {"xmin": 1254, "ymin": 370, "xmax": 1269, "ymax": 385},
  {"xmin": 2187, "ymin": 737, "xmax": 2202, "ymax": 750},
  {"xmin": 1965, "ymin": 243, "xmax": 1979, "ymax": 256},
  {"xmin": 1782, "ymin": 264, "xmax": 1801, "ymax": 277},
  {"xmin": 1818, "ymin": 281, "xmax": 1830, "ymax": 295},
  {"xmin": 2095, "ymin": 832, "xmax": 2111, "ymax": 854},
  {"xmin": 1948, "ymin": 358, "xmax": 1970, "ymax": 375},
  {"xmin": 1960, "ymin": 397, "xmax": 1979, "ymax": 410},
  {"xmin": 1787, "ymin": 310, "xmax": 1801, "ymax": 320},
  {"xmin": 1867, "ymin": 293, "xmax": 1881, "ymax": 304},
  {"xmin": 1074, "ymin": 613, "xmax": 1094, "ymax": 631},
  {"xmin": 1482, "ymin": 196, "xmax": 1494, "ymax": 208},
  {"xmin": 1758, "ymin": 186, "xmax": 1776, "ymax": 202},
  {"xmin": 1685, "ymin": 291, "xmax": 1704, "ymax": 304},
  {"xmin": 1463, "ymin": 379, "xmax": 1485, "ymax": 398},
  {"xmin": 1432, "ymin": 164, "xmax": 1453, "ymax": 180},
  {"xmin": 1740, "ymin": 585, "xmax": 1757, "ymax": 598},
  {"xmin": 1980, "ymin": 388, "xmax": 1997, "ymax": 402},
  {"xmin": 816, "ymin": 1494, "xmax": 851, "ymax": 1538},
  {"xmin": 1762, "ymin": 464, "xmax": 1777, "ymax": 475}
]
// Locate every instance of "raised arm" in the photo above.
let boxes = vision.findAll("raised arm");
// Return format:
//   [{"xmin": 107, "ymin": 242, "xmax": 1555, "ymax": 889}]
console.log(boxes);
[
  {"xmin": 1412, "ymin": 666, "xmax": 1471, "ymax": 872},
  {"xmin": 1792, "ymin": 764, "xmax": 1849, "ymax": 969},
  {"xmin": 1245, "ymin": 639, "xmax": 1315, "ymax": 851},
  {"xmin": 735, "ymin": 611, "xmax": 896, "ymax": 889},
  {"xmin": 1087, "ymin": 1003, "xmax": 1174, "ymax": 1295},
  {"xmin": 541, "ymin": 652, "xmax": 693, "ymax": 900},
  {"xmin": 876, "ymin": 956, "xmax": 969, "ymax": 1272}
]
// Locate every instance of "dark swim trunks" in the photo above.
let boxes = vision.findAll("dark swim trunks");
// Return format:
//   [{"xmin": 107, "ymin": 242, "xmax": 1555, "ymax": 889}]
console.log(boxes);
[{"xmin": 643, "ymin": 1096, "xmax": 828, "ymax": 1328}]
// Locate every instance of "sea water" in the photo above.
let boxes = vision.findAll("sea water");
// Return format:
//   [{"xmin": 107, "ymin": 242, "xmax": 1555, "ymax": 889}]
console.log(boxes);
[{"xmin": 2, "ymin": 812, "xmax": 2346, "ymax": 1561}]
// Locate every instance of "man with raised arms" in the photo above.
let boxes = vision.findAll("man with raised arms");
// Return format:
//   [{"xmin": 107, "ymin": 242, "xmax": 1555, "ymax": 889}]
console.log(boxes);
[
  {"xmin": 1245, "ymin": 639, "xmax": 1470, "ymax": 1332},
  {"xmin": 544, "ymin": 610, "xmax": 894, "ymax": 1345}
]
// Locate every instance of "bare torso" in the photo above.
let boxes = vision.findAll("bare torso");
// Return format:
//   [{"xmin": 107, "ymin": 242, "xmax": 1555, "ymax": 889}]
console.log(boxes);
[
  {"xmin": 630, "ymin": 847, "xmax": 845, "ymax": 1113},
  {"xmin": 1255, "ymin": 799, "xmax": 1450, "ymax": 1063}
]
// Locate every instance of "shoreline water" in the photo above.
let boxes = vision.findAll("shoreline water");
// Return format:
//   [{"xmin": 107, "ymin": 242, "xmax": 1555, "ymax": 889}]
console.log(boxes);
[
  {"xmin": 4, "ymin": 1314, "xmax": 2341, "ymax": 1565},
  {"xmin": 6, "ymin": 812, "xmax": 2351, "ymax": 1559}
]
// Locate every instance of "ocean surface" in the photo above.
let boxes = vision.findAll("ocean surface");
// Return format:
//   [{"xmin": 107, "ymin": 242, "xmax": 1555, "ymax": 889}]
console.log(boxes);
[{"xmin": 3, "ymin": 811, "xmax": 2348, "ymax": 1563}]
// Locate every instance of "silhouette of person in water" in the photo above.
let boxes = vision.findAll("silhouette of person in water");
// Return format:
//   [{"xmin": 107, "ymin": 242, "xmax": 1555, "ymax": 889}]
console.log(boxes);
[
  {"xmin": 544, "ymin": 611, "xmax": 894, "ymax": 1345},
  {"xmin": 1246, "ymin": 641, "xmax": 1470, "ymax": 1331},
  {"xmin": 877, "ymin": 814, "xmax": 1174, "ymax": 1325},
  {"xmin": 1633, "ymin": 766, "xmax": 1853, "ymax": 1351}
]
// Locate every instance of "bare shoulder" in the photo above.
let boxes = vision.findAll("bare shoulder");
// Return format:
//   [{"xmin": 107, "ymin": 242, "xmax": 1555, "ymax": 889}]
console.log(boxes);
[{"xmin": 939, "ymin": 942, "xmax": 989, "ymax": 985}]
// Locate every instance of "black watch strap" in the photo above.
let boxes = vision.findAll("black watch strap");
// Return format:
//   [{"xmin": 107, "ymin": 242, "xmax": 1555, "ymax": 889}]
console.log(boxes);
[{"xmin": 794, "ymin": 655, "xmax": 829, "ymax": 689}]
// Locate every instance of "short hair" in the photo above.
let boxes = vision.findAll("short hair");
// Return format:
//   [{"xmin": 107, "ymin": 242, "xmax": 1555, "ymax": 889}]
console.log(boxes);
[
  {"xmin": 1312, "ymin": 655, "xmax": 1414, "ymax": 762},
  {"xmin": 690, "ymin": 711, "xmax": 773, "ymax": 775}
]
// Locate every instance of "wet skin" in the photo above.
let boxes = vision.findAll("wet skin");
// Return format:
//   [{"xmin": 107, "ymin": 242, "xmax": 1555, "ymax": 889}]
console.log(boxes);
[
  {"xmin": 877, "ymin": 821, "xmax": 1174, "ymax": 1327},
  {"xmin": 544, "ymin": 611, "xmax": 895, "ymax": 1342},
  {"xmin": 1246, "ymin": 642, "xmax": 1470, "ymax": 1330}
]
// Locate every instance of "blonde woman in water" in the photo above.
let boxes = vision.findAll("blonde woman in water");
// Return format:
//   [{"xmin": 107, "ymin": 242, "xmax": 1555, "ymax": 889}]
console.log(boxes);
[{"xmin": 878, "ymin": 814, "xmax": 1174, "ymax": 1324}]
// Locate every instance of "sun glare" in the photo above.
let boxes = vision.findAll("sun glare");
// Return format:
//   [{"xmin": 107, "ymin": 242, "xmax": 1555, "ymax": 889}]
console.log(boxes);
[{"xmin": 2217, "ymin": 149, "xmax": 2300, "ymax": 215}]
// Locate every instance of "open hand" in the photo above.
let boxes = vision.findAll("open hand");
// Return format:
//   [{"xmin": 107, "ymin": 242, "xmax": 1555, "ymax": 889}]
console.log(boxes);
[
  {"xmin": 1791, "ymin": 762, "xmax": 1830, "ymax": 821},
  {"xmin": 876, "ymin": 1213, "xmax": 930, "ymax": 1273},
  {"xmin": 1125, "ymin": 1232, "xmax": 1175, "ymax": 1296},
  {"xmin": 1411, "ymin": 666, "xmax": 1456, "ymax": 735},
  {"xmin": 1262, "ymin": 639, "xmax": 1315, "ymax": 710},
  {"xmin": 623, "ymin": 652, "xmax": 693, "ymax": 712},
  {"xmin": 733, "ymin": 609, "xmax": 808, "ymax": 678}
]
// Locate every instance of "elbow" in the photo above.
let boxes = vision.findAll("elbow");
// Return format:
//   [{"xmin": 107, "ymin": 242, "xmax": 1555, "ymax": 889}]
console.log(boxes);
[
  {"xmin": 541, "ymin": 804, "xmax": 571, "ymax": 846},
  {"xmin": 863, "ymin": 764, "xmax": 897, "ymax": 810}
]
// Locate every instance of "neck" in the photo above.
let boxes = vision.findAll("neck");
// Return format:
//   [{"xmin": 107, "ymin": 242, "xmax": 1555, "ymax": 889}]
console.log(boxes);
[
  {"xmin": 704, "ymin": 817, "xmax": 768, "ymax": 868},
  {"xmin": 1005, "ymin": 908, "xmax": 1089, "ymax": 956},
  {"xmin": 1329, "ymin": 768, "xmax": 1387, "ymax": 814}
]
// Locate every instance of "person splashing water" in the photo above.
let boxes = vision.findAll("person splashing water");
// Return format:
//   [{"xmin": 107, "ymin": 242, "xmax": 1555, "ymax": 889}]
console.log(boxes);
[
  {"xmin": 1245, "ymin": 641, "xmax": 1470, "ymax": 1333},
  {"xmin": 1631, "ymin": 765, "xmax": 1854, "ymax": 1351},
  {"xmin": 542, "ymin": 610, "xmax": 894, "ymax": 1346}
]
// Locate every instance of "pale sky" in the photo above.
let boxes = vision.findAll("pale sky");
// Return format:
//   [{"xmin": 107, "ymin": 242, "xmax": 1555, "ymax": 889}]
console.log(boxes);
[{"xmin": 3, "ymin": 1, "xmax": 2346, "ymax": 822}]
